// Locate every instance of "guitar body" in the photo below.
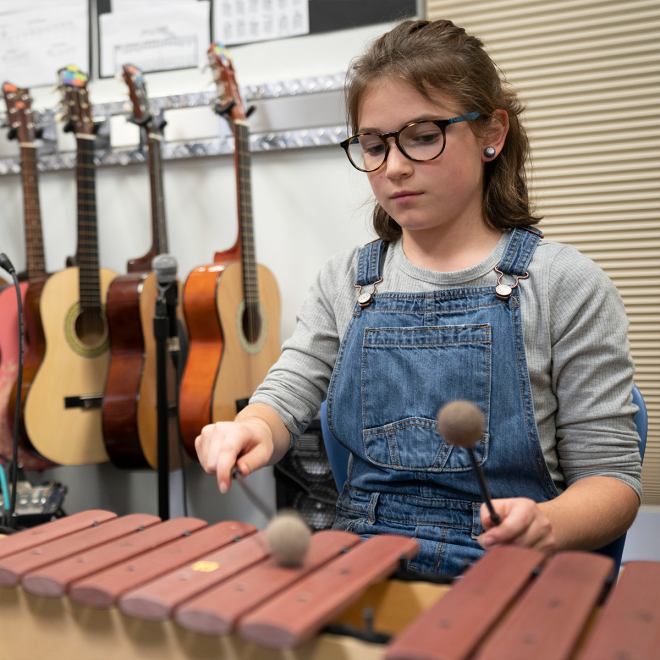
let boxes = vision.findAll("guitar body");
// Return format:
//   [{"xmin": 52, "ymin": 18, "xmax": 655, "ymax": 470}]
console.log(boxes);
[
  {"xmin": 103, "ymin": 273, "xmax": 185, "ymax": 470},
  {"xmin": 102, "ymin": 273, "xmax": 151, "ymax": 469},
  {"xmin": 212, "ymin": 262, "xmax": 281, "ymax": 424},
  {"xmin": 179, "ymin": 264, "xmax": 226, "ymax": 457},
  {"xmin": 5, "ymin": 277, "xmax": 53, "ymax": 468},
  {"xmin": 24, "ymin": 267, "xmax": 117, "ymax": 465},
  {"xmin": 0, "ymin": 280, "xmax": 53, "ymax": 469}
]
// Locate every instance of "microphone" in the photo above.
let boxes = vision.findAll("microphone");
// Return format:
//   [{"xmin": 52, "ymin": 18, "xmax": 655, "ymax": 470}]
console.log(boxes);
[
  {"xmin": 0, "ymin": 252, "xmax": 16, "ymax": 275},
  {"xmin": 151, "ymin": 254, "xmax": 177, "ymax": 290}
]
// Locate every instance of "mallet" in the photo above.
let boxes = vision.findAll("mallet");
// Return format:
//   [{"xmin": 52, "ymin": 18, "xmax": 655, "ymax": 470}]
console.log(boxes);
[
  {"xmin": 231, "ymin": 467, "xmax": 311, "ymax": 567},
  {"xmin": 436, "ymin": 400, "xmax": 501, "ymax": 526}
]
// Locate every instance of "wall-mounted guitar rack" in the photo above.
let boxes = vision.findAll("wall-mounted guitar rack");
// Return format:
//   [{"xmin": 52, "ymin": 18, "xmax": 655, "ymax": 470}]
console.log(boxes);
[{"xmin": 0, "ymin": 73, "xmax": 347, "ymax": 176}]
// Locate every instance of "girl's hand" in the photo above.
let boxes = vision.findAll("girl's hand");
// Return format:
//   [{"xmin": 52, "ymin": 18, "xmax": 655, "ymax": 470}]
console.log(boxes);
[
  {"xmin": 478, "ymin": 498, "xmax": 556, "ymax": 557},
  {"xmin": 195, "ymin": 418, "xmax": 275, "ymax": 494}
]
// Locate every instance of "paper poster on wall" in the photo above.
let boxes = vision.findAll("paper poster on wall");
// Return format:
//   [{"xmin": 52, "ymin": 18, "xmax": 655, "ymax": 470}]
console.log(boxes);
[
  {"xmin": 213, "ymin": 0, "xmax": 309, "ymax": 46},
  {"xmin": 0, "ymin": 0, "xmax": 89, "ymax": 88},
  {"xmin": 99, "ymin": 1, "xmax": 211, "ymax": 78}
]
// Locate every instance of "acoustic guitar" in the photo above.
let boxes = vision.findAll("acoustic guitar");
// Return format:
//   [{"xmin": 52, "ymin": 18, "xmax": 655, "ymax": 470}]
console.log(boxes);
[
  {"xmin": 23, "ymin": 66, "xmax": 117, "ymax": 465},
  {"xmin": 102, "ymin": 63, "xmax": 186, "ymax": 471},
  {"xmin": 180, "ymin": 44, "xmax": 281, "ymax": 458},
  {"xmin": 1, "ymin": 83, "xmax": 53, "ymax": 470}
]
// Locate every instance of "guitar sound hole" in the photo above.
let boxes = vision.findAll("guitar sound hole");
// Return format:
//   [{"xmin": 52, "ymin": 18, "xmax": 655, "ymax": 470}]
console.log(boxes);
[
  {"xmin": 74, "ymin": 308, "xmax": 107, "ymax": 349},
  {"xmin": 242, "ymin": 302, "xmax": 262, "ymax": 344}
]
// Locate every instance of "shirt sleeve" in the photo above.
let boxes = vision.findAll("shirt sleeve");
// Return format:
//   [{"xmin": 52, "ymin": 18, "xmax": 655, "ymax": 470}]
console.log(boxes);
[
  {"xmin": 548, "ymin": 245, "xmax": 642, "ymax": 501},
  {"xmin": 250, "ymin": 248, "xmax": 359, "ymax": 443}
]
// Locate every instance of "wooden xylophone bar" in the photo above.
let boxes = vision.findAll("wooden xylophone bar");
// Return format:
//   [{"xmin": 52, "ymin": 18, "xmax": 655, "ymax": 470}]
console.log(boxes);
[{"xmin": 0, "ymin": 509, "xmax": 658, "ymax": 660}]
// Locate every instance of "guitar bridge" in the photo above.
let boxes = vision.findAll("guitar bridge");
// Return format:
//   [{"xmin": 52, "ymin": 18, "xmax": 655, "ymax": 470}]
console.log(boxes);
[{"xmin": 65, "ymin": 395, "xmax": 103, "ymax": 410}]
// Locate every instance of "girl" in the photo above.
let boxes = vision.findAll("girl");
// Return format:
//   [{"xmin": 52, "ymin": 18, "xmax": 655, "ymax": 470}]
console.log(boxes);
[{"xmin": 195, "ymin": 20, "xmax": 641, "ymax": 575}]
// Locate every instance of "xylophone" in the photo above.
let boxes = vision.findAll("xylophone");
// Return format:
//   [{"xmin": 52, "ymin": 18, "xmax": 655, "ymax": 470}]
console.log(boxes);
[{"xmin": 0, "ymin": 510, "xmax": 658, "ymax": 660}]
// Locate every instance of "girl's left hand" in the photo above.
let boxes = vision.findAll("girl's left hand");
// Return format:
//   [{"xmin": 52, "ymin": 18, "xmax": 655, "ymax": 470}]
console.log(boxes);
[{"xmin": 478, "ymin": 498, "xmax": 556, "ymax": 557}]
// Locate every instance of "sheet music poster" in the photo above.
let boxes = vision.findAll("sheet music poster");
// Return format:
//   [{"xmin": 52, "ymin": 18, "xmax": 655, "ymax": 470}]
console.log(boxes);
[
  {"xmin": 213, "ymin": 0, "xmax": 309, "ymax": 46},
  {"xmin": 0, "ymin": 0, "xmax": 89, "ymax": 88},
  {"xmin": 99, "ymin": 1, "xmax": 211, "ymax": 77}
]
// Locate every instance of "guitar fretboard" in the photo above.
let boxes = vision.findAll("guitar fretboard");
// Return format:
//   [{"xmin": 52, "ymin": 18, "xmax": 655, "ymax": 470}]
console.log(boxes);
[
  {"xmin": 20, "ymin": 145, "xmax": 46, "ymax": 280},
  {"xmin": 235, "ymin": 122, "xmax": 258, "ymax": 307},
  {"xmin": 148, "ymin": 132, "xmax": 168, "ymax": 256},
  {"xmin": 76, "ymin": 136, "xmax": 101, "ymax": 309}
]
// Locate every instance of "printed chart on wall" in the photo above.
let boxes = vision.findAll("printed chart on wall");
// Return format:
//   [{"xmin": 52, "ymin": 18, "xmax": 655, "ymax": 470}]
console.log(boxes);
[
  {"xmin": 0, "ymin": 0, "xmax": 89, "ymax": 88},
  {"xmin": 97, "ymin": 0, "xmax": 211, "ymax": 78},
  {"xmin": 213, "ymin": 0, "xmax": 310, "ymax": 46}
]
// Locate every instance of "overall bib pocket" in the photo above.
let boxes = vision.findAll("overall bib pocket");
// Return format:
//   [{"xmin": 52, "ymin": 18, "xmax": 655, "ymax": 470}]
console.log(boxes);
[{"xmin": 361, "ymin": 324, "xmax": 491, "ymax": 471}]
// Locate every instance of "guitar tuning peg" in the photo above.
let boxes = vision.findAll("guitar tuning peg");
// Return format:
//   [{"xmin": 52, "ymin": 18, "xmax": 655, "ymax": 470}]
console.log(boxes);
[
  {"xmin": 114, "ymin": 72, "xmax": 125, "ymax": 83},
  {"xmin": 49, "ymin": 83, "xmax": 61, "ymax": 94},
  {"xmin": 123, "ymin": 102, "xmax": 134, "ymax": 114},
  {"xmin": 54, "ymin": 112, "xmax": 65, "ymax": 123}
]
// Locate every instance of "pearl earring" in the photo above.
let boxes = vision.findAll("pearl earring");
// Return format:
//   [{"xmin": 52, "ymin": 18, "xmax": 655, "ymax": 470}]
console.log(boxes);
[{"xmin": 484, "ymin": 146, "xmax": 496, "ymax": 158}]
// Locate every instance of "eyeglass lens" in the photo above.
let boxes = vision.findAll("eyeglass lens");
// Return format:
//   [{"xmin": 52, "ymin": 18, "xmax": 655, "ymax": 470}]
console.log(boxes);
[{"xmin": 347, "ymin": 121, "xmax": 445, "ymax": 171}]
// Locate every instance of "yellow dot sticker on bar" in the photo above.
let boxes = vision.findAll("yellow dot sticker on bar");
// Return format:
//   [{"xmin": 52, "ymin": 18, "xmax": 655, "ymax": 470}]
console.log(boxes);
[{"xmin": 192, "ymin": 561, "xmax": 219, "ymax": 572}]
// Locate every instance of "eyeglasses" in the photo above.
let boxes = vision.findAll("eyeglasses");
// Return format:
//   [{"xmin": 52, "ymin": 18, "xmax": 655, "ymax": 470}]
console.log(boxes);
[{"xmin": 340, "ymin": 111, "xmax": 481, "ymax": 172}]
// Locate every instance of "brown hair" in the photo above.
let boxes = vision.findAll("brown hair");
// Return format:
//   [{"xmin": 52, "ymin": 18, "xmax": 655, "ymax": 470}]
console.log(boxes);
[{"xmin": 345, "ymin": 19, "xmax": 541, "ymax": 241}]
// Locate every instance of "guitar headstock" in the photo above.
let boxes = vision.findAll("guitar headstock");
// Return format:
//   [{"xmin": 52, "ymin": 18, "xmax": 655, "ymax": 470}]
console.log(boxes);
[
  {"xmin": 2, "ymin": 83, "xmax": 37, "ymax": 143},
  {"xmin": 122, "ymin": 63, "xmax": 154, "ymax": 128},
  {"xmin": 207, "ymin": 43, "xmax": 246, "ymax": 122},
  {"xmin": 57, "ymin": 65, "xmax": 94, "ymax": 136}
]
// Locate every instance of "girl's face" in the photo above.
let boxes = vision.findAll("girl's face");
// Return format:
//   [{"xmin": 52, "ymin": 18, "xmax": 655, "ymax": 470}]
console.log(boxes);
[{"xmin": 359, "ymin": 78, "xmax": 489, "ymax": 238}]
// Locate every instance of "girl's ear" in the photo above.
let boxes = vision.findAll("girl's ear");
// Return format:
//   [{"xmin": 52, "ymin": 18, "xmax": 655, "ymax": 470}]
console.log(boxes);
[{"xmin": 481, "ymin": 109, "xmax": 509, "ymax": 161}]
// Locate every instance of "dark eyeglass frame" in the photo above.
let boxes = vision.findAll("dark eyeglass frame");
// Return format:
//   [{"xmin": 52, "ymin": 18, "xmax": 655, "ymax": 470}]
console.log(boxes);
[{"xmin": 340, "ymin": 111, "xmax": 481, "ymax": 172}]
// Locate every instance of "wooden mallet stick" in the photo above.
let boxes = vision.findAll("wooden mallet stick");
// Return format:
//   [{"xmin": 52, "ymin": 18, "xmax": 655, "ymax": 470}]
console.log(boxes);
[{"xmin": 436, "ymin": 400, "xmax": 501, "ymax": 526}]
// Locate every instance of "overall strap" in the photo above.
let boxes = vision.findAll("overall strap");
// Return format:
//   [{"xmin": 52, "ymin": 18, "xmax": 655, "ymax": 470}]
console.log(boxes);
[
  {"xmin": 355, "ymin": 239, "xmax": 388, "ymax": 286},
  {"xmin": 497, "ymin": 226, "xmax": 544, "ymax": 276}
]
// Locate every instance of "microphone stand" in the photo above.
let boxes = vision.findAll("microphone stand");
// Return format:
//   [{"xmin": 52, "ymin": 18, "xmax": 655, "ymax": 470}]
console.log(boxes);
[
  {"xmin": 153, "ymin": 287, "xmax": 170, "ymax": 521},
  {"xmin": 153, "ymin": 255, "xmax": 181, "ymax": 521}
]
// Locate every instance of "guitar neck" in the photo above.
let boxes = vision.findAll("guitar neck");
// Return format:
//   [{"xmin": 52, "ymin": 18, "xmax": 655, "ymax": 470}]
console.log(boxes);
[
  {"xmin": 20, "ymin": 145, "xmax": 47, "ymax": 280},
  {"xmin": 76, "ymin": 135, "xmax": 102, "ymax": 309},
  {"xmin": 147, "ymin": 130, "xmax": 168, "ymax": 256},
  {"xmin": 235, "ymin": 121, "xmax": 258, "ymax": 305}
]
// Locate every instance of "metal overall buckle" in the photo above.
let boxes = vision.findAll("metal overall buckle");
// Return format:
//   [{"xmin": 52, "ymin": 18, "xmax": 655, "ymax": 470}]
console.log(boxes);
[
  {"xmin": 493, "ymin": 267, "xmax": 529, "ymax": 300},
  {"xmin": 354, "ymin": 277, "xmax": 383, "ymax": 308}
]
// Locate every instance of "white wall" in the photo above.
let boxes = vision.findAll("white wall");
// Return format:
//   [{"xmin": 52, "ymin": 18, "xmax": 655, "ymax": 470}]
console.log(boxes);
[{"xmin": 0, "ymin": 22, "xmax": 393, "ymax": 527}]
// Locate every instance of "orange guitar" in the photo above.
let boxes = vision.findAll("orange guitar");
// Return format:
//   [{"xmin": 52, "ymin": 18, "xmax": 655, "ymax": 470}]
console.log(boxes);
[{"xmin": 179, "ymin": 44, "xmax": 281, "ymax": 457}]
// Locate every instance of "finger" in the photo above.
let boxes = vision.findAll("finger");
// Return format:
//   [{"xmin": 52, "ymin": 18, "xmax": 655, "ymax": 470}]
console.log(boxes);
[
  {"xmin": 215, "ymin": 431, "xmax": 250, "ymax": 493},
  {"xmin": 195, "ymin": 424, "xmax": 216, "ymax": 472},
  {"xmin": 236, "ymin": 441, "xmax": 272, "ymax": 477},
  {"xmin": 480, "ymin": 501, "xmax": 533, "ymax": 548},
  {"xmin": 479, "ymin": 500, "xmax": 512, "ymax": 537}
]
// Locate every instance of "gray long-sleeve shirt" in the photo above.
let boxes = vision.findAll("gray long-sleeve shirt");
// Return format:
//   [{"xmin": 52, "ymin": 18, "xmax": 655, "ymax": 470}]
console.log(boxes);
[{"xmin": 252, "ymin": 231, "xmax": 643, "ymax": 500}]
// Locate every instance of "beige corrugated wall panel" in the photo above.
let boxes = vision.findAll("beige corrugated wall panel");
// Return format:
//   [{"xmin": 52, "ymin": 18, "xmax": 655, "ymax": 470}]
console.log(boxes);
[{"xmin": 428, "ymin": 0, "xmax": 660, "ymax": 503}]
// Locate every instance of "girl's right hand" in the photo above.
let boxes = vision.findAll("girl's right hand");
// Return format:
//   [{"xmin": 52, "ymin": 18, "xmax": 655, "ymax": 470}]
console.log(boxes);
[{"xmin": 195, "ymin": 417, "xmax": 275, "ymax": 494}]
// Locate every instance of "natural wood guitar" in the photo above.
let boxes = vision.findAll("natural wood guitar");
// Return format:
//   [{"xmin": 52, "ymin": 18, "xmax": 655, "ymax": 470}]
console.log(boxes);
[
  {"xmin": 102, "ymin": 63, "xmax": 186, "ymax": 471},
  {"xmin": 23, "ymin": 66, "xmax": 117, "ymax": 465},
  {"xmin": 180, "ymin": 44, "xmax": 281, "ymax": 458},
  {"xmin": 1, "ymin": 83, "xmax": 53, "ymax": 470}
]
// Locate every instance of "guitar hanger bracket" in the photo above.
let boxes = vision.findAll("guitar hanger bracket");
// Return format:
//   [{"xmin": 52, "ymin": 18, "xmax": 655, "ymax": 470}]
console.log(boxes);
[{"xmin": 214, "ymin": 99, "xmax": 236, "ymax": 118}]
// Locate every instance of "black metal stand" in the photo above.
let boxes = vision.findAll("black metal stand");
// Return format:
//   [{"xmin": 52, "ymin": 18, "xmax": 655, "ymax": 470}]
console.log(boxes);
[{"xmin": 154, "ymin": 294, "xmax": 169, "ymax": 521}]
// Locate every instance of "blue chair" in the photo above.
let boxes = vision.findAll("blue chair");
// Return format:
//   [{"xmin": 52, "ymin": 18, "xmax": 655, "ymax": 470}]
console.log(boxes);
[
  {"xmin": 320, "ymin": 385, "xmax": 648, "ymax": 571},
  {"xmin": 595, "ymin": 383, "xmax": 647, "ymax": 571}
]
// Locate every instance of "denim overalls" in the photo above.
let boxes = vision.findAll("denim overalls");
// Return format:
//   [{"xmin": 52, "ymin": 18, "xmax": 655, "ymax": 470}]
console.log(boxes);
[{"xmin": 328, "ymin": 226, "xmax": 559, "ymax": 576}]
